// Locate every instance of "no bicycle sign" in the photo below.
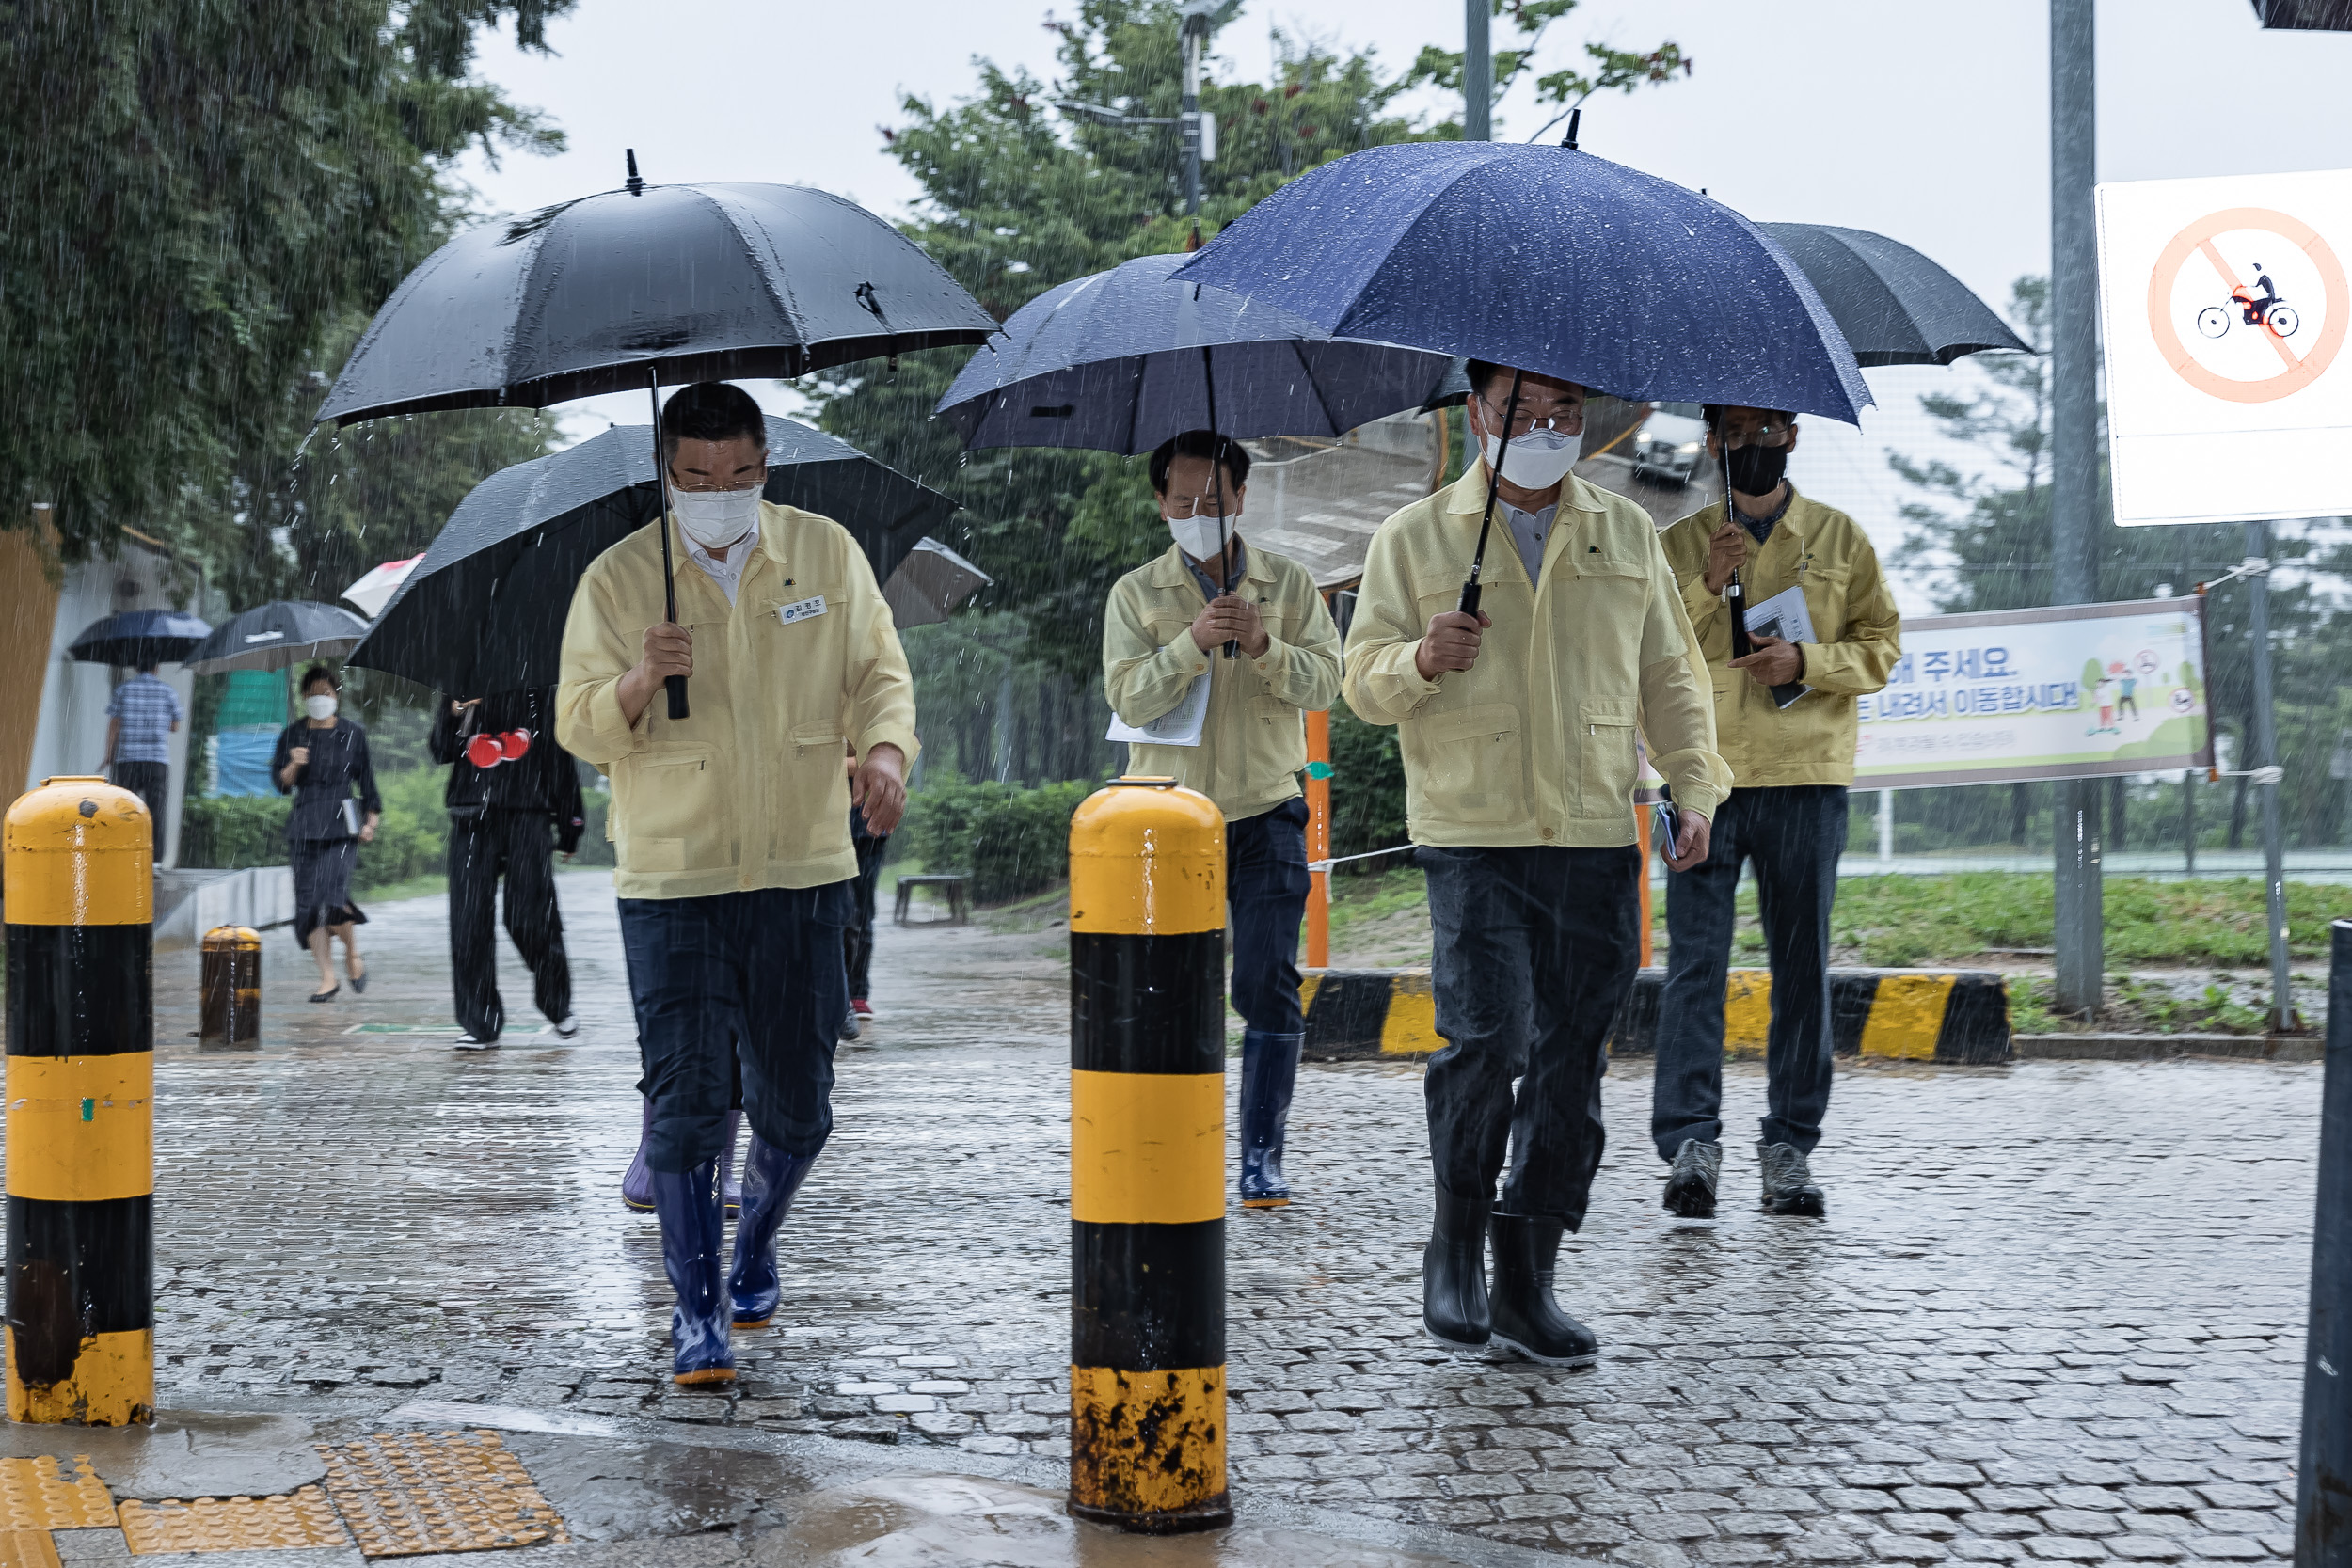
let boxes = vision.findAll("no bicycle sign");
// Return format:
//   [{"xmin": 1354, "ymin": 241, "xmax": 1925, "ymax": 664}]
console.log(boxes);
[{"xmin": 2096, "ymin": 167, "xmax": 2352, "ymax": 526}]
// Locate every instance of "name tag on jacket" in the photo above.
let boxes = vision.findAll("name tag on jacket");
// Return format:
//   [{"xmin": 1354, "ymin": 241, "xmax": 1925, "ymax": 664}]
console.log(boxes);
[{"xmin": 777, "ymin": 595, "xmax": 827, "ymax": 626}]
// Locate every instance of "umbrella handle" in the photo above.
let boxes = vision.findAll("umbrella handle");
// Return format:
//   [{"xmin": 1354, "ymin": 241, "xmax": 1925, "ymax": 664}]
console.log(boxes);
[
  {"xmin": 650, "ymin": 371, "xmax": 691, "ymax": 721},
  {"xmin": 1457, "ymin": 580, "xmax": 1483, "ymax": 618},
  {"xmin": 665, "ymin": 673, "xmax": 690, "ymax": 721}
]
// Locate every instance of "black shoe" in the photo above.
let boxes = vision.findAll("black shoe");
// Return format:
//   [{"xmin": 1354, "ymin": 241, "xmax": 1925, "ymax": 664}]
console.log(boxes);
[
  {"xmin": 1422, "ymin": 1188, "xmax": 1491, "ymax": 1350},
  {"xmin": 1662, "ymin": 1138, "xmax": 1722, "ymax": 1218},
  {"xmin": 308, "ymin": 985, "xmax": 339, "ymax": 1004},
  {"xmin": 1487, "ymin": 1212, "xmax": 1599, "ymax": 1366},
  {"xmin": 1757, "ymin": 1141, "xmax": 1826, "ymax": 1217}
]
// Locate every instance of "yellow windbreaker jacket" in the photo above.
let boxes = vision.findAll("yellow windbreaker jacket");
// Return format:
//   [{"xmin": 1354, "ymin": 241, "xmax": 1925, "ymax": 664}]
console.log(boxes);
[
  {"xmin": 1343, "ymin": 467, "xmax": 1729, "ymax": 847},
  {"xmin": 555, "ymin": 501, "xmax": 918, "ymax": 899},
  {"xmin": 1102, "ymin": 542, "xmax": 1343, "ymax": 821},
  {"xmin": 1658, "ymin": 492, "xmax": 1902, "ymax": 789}
]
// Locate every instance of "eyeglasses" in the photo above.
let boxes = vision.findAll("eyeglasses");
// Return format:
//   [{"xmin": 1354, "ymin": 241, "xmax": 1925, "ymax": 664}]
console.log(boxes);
[
  {"xmin": 1477, "ymin": 401, "xmax": 1580, "ymax": 438},
  {"xmin": 1162, "ymin": 496, "xmax": 1234, "ymax": 519},
  {"xmin": 1718, "ymin": 420, "xmax": 1793, "ymax": 450},
  {"xmin": 668, "ymin": 465, "xmax": 769, "ymax": 493}
]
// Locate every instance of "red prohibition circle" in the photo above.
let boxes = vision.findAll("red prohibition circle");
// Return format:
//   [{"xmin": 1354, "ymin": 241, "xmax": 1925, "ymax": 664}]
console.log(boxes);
[{"xmin": 2145, "ymin": 206, "xmax": 2347, "ymax": 404}]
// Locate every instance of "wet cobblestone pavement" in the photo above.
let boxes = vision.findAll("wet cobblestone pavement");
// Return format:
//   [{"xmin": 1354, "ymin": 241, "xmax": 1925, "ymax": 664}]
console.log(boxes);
[{"xmin": 84, "ymin": 873, "xmax": 2326, "ymax": 1564}]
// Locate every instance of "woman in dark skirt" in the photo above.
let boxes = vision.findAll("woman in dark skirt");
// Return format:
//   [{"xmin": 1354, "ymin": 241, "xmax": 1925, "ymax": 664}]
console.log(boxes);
[{"xmin": 273, "ymin": 665, "xmax": 383, "ymax": 1002}]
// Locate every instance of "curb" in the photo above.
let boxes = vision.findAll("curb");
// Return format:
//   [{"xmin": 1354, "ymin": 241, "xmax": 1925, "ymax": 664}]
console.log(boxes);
[
  {"xmin": 2011, "ymin": 1032, "xmax": 2321, "ymax": 1062},
  {"xmin": 1300, "ymin": 966, "xmax": 2012, "ymax": 1065}
]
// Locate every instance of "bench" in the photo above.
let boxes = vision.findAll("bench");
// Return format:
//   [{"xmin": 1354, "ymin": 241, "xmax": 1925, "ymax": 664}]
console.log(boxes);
[{"xmin": 893, "ymin": 873, "xmax": 971, "ymax": 928}]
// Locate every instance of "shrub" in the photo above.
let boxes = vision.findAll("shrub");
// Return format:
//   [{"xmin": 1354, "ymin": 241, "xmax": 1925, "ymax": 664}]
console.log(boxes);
[
  {"xmin": 1327, "ymin": 705, "xmax": 1407, "ymax": 871},
  {"xmin": 901, "ymin": 773, "xmax": 1095, "ymax": 904}
]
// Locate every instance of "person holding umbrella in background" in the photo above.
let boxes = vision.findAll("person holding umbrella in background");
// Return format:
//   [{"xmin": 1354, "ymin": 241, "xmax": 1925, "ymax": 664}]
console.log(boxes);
[
  {"xmin": 557, "ymin": 382, "xmax": 917, "ymax": 1387},
  {"xmin": 273, "ymin": 665, "xmax": 382, "ymax": 1003},
  {"xmin": 1102, "ymin": 430, "xmax": 1343, "ymax": 1209},
  {"xmin": 1649, "ymin": 406, "xmax": 1901, "ymax": 1220},
  {"xmin": 841, "ymin": 746, "xmax": 890, "ymax": 1040},
  {"xmin": 104, "ymin": 658, "xmax": 182, "ymax": 859},
  {"xmin": 431, "ymin": 688, "xmax": 586, "ymax": 1050},
  {"xmin": 1343, "ymin": 362, "xmax": 1726, "ymax": 1366}
]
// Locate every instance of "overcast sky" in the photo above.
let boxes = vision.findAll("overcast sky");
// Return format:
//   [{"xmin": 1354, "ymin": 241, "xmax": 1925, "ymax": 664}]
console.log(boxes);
[{"xmin": 450, "ymin": 0, "xmax": 2352, "ymax": 603}]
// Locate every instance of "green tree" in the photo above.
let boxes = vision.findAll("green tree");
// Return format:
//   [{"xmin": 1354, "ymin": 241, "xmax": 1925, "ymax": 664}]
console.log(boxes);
[
  {"xmin": 0, "ymin": 0, "xmax": 571, "ymax": 561},
  {"xmin": 1406, "ymin": 0, "xmax": 1692, "ymax": 144}
]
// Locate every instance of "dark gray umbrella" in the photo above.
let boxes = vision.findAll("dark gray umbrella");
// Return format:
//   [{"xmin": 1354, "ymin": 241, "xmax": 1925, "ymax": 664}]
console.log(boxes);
[
  {"xmin": 316, "ymin": 157, "xmax": 996, "ymax": 720},
  {"xmin": 934, "ymin": 252, "xmax": 1454, "ymax": 452},
  {"xmin": 186, "ymin": 602, "xmax": 372, "ymax": 675},
  {"xmin": 68, "ymin": 609, "xmax": 212, "ymax": 667},
  {"xmin": 345, "ymin": 416, "xmax": 957, "ymax": 698},
  {"xmin": 2251, "ymin": 0, "xmax": 2352, "ymax": 26},
  {"xmin": 1756, "ymin": 224, "xmax": 2027, "ymax": 367}
]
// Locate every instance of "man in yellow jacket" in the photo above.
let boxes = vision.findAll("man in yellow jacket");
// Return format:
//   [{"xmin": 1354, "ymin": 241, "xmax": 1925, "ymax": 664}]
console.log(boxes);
[
  {"xmin": 1104, "ymin": 431, "xmax": 1343, "ymax": 1210},
  {"xmin": 1344, "ymin": 362, "xmax": 1728, "ymax": 1365},
  {"xmin": 1651, "ymin": 405, "xmax": 1901, "ymax": 1222},
  {"xmin": 556, "ymin": 383, "xmax": 917, "ymax": 1386}
]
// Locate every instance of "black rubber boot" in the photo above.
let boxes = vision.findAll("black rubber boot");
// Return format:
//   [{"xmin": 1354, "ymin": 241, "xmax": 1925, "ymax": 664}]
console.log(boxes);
[
  {"xmin": 1422, "ymin": 1187, "xmax": 1492, "ymax": 1350},
  {"xmin": 1487, "ymin": 1212, "xmax": 1599, "ymax": 1367}
]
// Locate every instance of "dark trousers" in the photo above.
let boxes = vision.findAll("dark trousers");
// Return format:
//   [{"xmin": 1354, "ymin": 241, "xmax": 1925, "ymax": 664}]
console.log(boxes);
[
  {"xmin": 843, "ymin": 833, "xmax": 887, "ymax": 1000},
  {"xmin": 619, "ymin": 883, "xmax": 852, "ymax": 1172},
  {"xmin": 1653, "ymin": 784, "xmax": 1847, "ymax": 1160},
  {"xmin": 1229, "ymin": 798, "xmax": 1311, "ymax": 1035},
  {"xmin": 113, "ymin": 760, "xmax": 167, "ymax": 860},
  {"xmin": 1422, "ymin": 843, "xmax": 1642, "ymax": 1229},
  {"xmin": 449, "ymin": 810, "xmax": 571, "ymax": 1042}
]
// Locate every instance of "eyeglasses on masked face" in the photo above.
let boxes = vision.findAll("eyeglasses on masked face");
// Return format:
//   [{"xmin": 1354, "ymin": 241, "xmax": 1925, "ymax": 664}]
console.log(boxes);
[
  {"xmin": 1714, "ymin": 416, "xmax": 1793, "ymax": 451},
  {"xmin": 1475, "ymin": 394, "xmax": 1581, "ymax": 439},
  {"xmin": 1161, "ymin": 493, "xmax": 1234, "ymax": 519}
]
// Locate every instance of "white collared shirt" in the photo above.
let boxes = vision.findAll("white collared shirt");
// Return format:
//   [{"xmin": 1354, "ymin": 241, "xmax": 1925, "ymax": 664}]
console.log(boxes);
[{"xmin": 682, "ymin": 513, "xmax": 759, "ymax": 606}]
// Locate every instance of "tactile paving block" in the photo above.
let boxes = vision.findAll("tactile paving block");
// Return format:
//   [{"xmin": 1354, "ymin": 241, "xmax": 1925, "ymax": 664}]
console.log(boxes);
[
  {"xmin": 316, "ymin": 1430, "xmax": 568, "ymax": 1557},
  {"xmin": 0, "ymin": 1456, "xmax": 117, "ymax": 1530},
  {"xmin": 119, "ymin": 1488, "xmax": 350, "ymax": 1555},
  {"xmin": 0, "ymin": 1527, "xmax": 61, "ymax": 1568}
]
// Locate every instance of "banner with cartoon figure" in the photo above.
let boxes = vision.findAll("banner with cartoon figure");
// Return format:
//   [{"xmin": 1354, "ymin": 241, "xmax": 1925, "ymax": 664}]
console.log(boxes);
[{"xmin": 1854, "ymin": 597, "xmax": 2212, "ymax": 789}]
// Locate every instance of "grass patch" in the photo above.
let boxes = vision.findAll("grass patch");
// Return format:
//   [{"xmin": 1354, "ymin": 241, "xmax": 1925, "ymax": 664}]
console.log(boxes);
[
  {"xmin": 1327, "ymin": 866, "xmax": 1433, "ymax": 945},
  {"xmin": 356, "ymin": 872, "xmax": 447, "ymax": 906},
  {"xmin": 1830, "ymin": 874, "xmax": 2344, "ymax": 968}
]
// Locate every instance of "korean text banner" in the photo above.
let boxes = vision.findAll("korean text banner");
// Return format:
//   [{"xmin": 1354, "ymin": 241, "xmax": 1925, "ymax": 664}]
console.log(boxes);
[
  {"xmin": 2095, "ymin": 166, "xmax": 2352, "ymax": 526},
  {"xmin": 1854, "ymin": 598, "xmax": 2212, "ymax": 790}
]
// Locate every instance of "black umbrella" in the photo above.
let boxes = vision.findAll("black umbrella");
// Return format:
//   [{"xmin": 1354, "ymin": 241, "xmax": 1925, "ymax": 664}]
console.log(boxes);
[
  {"xmin": 345, "ymin": 416, "xmax": 957, "ymax": 698},
  {"xmin": 315, "ymin": 155, "xmax": 996, "ymax": 719},
  {"xmin": 1756, "ymin": 224, "xmax": 2027, "ymax": 367},
  {"xmin": 186, "ymin": 602, "xmax": 372, "ymax": 675},
  {"xmin": 67, "ymin": 609, "xmax": 213, "ymax": 667}
]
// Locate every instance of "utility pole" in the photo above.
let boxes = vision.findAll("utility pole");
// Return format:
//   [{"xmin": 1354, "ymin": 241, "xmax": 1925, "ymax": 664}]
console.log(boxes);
[
  {"xmin": 1464, "ymin": 0, "xmax": 1492, "ymax": 141},
  {"xmin": 2245, "ymin": 522, "xmax": 2295, "ymax": 1031},
  {"xmin": 1180, "ymin": 1, "xmax": 1214, "ymax": 216},
  {"xmin": 2049, "ymin": 0, "xmax": 2104, "ymax": 1018}
]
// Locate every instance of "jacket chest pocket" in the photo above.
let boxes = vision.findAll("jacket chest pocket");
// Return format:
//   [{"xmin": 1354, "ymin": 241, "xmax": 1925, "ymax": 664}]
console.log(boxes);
[
  {"xmin": 1798, "ymin": 567, "xmax": 1848, "ymax": 642},
  {"xmin": 1573, "ymin": 697, "xmax": 1638, "ymax": 818},
  {"xmin": 1407, "ymin": 702, "xmax": 1521, "ymax": 825},
  {"xmin": 1144, "ymin": 610, "xmax": 1194, "ymax": 651}
]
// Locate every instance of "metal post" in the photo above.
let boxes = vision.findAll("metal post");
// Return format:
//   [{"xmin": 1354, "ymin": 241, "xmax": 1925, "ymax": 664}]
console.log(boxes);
[
  {"xmin": 2295, "ymin": 917, "xmax": 2352, "ymax": 1564},
  {"xmin": 2050, "ymin": 0, "xmax": 2104, "ymax": 1016},
  {"xmin": 2247, "ymin": 520, "xmax": 2295, "ymax": 1032},
  {"xmin": 2184, "ymin": 768, "xmax": 2198, "ymax": 876},
  {"xmin": 199, "ymin": 926, "xmax": 262, "ymax": 1048},
  {"xmin": 5, "ymin": 776, "xmax": 155, "ymax": 1425},
  {"xmin": 1304, "ymin": 709, "xmax": 1330, "ymax": 971},
  {"xmin": 1180, "ymin": 8, "xmax": 1208, "ymax": 216},
  {"xmin": 1879, "ymin": 789, "xmax": 1895, "ymax": 865},
  {"xmin": 1463, "ymin": 0, "xmax": 1491, "ymax": 141},
  {"xmin": 1068, "ymin": 776, "xmax": 1230, "ymax": 1533}
]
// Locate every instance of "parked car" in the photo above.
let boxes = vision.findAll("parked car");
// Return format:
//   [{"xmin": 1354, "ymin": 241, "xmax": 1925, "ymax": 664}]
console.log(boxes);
[{"xmin": 1630, "ymin": 402, "xmax": 1708, "ymax": 487}]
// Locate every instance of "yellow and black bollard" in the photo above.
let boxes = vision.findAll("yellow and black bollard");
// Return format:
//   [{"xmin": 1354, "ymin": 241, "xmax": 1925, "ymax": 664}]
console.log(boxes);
[
  {"xmin": 4, "ymin": 778, "xmax": 154, "ymax": 1425},
  {"xmin": 199, "ymin": 927, "xmax": 262, "ymax": 1048},
  {"xmin": 1066, "ymin": 776, "xmax": 1230, "ymax": 1533}
]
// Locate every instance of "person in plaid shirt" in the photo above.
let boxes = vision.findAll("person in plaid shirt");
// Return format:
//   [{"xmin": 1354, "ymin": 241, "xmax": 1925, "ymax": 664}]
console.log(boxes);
[{"xmin": 105, "ymin": 660, "xmax": 182, "ymax": 858}]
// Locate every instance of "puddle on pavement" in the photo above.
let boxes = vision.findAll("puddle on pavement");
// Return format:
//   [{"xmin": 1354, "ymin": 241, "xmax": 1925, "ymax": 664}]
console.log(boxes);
[
  {"xmin": 504, "ymin": 1432, "xmax": 827, "ymax": 1541},
  {"xmin": 751, "ymin": 1473, "xmax": 1477, "ymax": 1566},
  {"xmin": 0, "ymin": 1412, "xmax": 328, "ymax": 1499}
]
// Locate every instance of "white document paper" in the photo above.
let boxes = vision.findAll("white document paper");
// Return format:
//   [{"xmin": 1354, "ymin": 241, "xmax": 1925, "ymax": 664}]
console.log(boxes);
[
  {"xmin": 1741, "ymin": 582, "xmax": 1816, "ymax": 708},
  {"xmin": 1106, "ymin": 673, "xmax": 1211, "ymax": 748}
]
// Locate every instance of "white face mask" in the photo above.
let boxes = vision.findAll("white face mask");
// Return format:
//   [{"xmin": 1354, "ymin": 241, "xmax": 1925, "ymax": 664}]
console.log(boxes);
[
  {"xmin": 1478, "ymin": 426, "xmax": 1581, "ymax": 491},
  {"xmin": 1167, "ymin": 513, "xmax": 1236, "ymax": 563},
  {"xmin": 304, "ymin": 694, "xmax": 338, "ymax": 721},
  {"xmin": 671, "ymin": 485, "xmax": 762, "ymax": 550}
]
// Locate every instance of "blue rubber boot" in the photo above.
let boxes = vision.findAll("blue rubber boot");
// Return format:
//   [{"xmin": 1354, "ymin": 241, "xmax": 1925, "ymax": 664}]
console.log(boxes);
[
  {"xmin": 620, "ymin": 1097, "xmax": 656, "ymax": 1212},
  {"xmin": 648, "ymin": 1160, "xmax": 734, "ymax": 1384},
  {"xmin": 720, "ymin": 1110, "xmax": 743, "ymax": 1218},
  {"xmin": 729, "ymin": 1135, "xmax": 818, "ymax": 1328},
  {"xmin": 1238, "ymin": 1029, "xmax": 1303, "ymax": 1208}
]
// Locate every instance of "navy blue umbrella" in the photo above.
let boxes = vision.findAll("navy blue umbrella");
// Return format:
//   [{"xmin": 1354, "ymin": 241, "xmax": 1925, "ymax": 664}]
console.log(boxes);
[
  {"xmin": 1169, "ymin": 141, "xmax": 1869, "ymax": 423},
  {"xmin": 934, "ymin": 252, "xmax": 1455, "ymax": 452},
  {"xmin": 346, "ymin": 416, "xmax": 956, "ymax": 698},
  {"xmin": 67, "ymin": 609, "xmax": 213, "ymax": 667}
]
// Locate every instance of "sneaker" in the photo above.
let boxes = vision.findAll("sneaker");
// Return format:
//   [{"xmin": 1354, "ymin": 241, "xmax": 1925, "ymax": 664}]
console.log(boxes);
[
  {"xmin": 839, "ymin": 1008, "xmax": 861, "ymax": 1041},
  {"xmin": 850, "ymin": 998, "xmax": 875, "ymax": 1020},
  {"xmin": 554, "ymin": 1015, "xmax": 580, "ymax": 1039},
  {"xmin": 1757, "ymin": 1141, "xmax": 1826, "ymax": 1217},
  {"xmin": 1662, "ymin": 1138, "xmax": 1721, "ymax": 1219},
  {"xmin": 453, "ymin": 1034, "xmax": 499, "ymax": 1052}
]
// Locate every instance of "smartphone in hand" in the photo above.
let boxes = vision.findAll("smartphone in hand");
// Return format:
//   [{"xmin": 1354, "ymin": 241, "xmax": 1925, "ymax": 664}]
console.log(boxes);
[{"xmin": 1651, "ymin": 799, "xmax": 1682, "ymax": 859}]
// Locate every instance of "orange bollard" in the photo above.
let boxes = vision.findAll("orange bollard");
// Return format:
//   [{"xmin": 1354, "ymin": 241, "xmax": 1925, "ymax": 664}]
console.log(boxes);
[{"xmin": 199, "ymin": 927, "xmax": 262, "ymax": 1048}]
